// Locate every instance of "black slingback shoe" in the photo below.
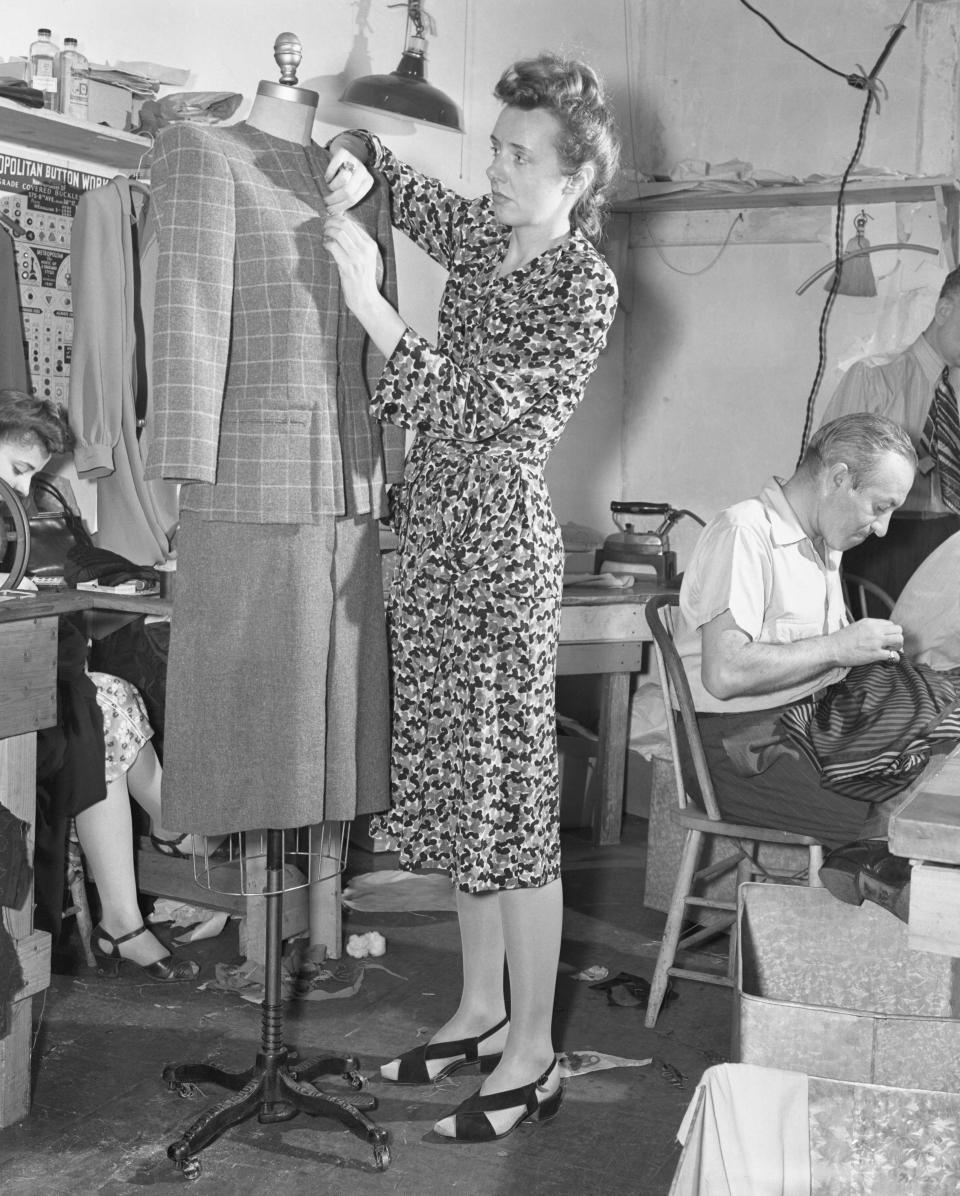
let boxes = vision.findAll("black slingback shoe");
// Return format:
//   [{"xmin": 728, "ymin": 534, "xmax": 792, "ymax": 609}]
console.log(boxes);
[
  {"xmin": 380, "ymin": 1015, "xmax": 509, "ymax": 1085},
  {"xmin": 433, "ymin": 1055, "xmax": 563, "ymax": 1142},
  {"xmin": 92, "ymin": 924, "xmax": 200, "ymax": 981}
]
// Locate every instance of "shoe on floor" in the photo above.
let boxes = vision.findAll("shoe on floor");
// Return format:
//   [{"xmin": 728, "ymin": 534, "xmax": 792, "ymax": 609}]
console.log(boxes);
[{"xmin": 819, "ymin": 838, "xmax": 911, "ymax": 923}]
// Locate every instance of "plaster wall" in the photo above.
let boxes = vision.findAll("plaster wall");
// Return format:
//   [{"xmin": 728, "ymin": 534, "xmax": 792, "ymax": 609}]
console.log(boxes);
[{"xmin": 3, "ymin": 2, "xmax": 959, "ymax": 558}]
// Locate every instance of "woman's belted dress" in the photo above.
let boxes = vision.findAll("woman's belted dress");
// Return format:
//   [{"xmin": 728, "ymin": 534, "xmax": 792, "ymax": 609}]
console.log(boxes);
[{"xmin": 363, "ymin": 135, "xmax": 619, "ymax": 893}]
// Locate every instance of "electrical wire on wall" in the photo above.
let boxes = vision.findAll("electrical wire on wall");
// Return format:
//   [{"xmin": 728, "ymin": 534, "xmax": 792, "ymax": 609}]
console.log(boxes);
[
  {"xmin": 738, "ymin": 0, "xmax": 921, "ymax": 462},
  {"xmin": 642, "ymin": 212, "xmax": 744, "ymax": 276}
]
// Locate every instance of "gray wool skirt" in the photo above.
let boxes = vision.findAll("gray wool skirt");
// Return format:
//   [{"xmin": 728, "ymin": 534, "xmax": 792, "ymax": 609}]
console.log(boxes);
[{"xmin": 160, "ymin": 511, "xmax": 391, "ymax": 833}]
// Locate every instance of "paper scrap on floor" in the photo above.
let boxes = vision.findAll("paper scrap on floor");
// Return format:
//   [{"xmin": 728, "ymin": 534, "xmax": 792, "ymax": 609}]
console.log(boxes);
[
  {"xmin": 342, "ymin": 870, "xmax": 457, "ymax": 912},
  {"xmin": 559, "ymin": 1051, "xmax": 652, "ymax": 1078},
  {"xmin": 148, "ymin": 898, "xmax": 231, "ymax": 942},
  {"xmin": 563, "ymin": 572, "xmax": 635, "ymax": 588}
]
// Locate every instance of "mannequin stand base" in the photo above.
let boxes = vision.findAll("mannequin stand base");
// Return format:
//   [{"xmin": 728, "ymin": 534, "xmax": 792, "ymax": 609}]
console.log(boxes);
[
  {"xmin": 161, "ymin": 828, "xmax": 390, "ymax": 1180},
  {"xmin": 163, "ymin": 1046, "xmax": 390, "ymax": 1180}
]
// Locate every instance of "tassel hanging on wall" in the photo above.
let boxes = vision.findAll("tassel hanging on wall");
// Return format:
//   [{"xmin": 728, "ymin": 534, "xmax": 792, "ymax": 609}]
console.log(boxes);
[{"xmin": 827, "ymin": 209, "xmax": 878, "ymax": 297}]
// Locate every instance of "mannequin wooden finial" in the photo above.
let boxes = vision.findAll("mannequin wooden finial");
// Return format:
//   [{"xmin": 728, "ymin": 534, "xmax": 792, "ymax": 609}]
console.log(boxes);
[{"xmin": 248, "ymin": 31, "xmax": 319, "ymax": 145}]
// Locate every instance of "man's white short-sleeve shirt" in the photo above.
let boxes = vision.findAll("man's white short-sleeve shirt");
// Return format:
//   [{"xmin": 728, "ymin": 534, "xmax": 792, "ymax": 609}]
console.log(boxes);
[{"xmin": 675, "ymin": 477, "xmax": 850, "ymax": 713}]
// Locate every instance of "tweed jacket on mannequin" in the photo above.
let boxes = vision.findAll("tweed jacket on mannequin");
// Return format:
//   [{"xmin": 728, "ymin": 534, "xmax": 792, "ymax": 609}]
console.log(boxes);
[{"xmin": 145, "ymin": 120, "xmax": 404, "ymax": 518}]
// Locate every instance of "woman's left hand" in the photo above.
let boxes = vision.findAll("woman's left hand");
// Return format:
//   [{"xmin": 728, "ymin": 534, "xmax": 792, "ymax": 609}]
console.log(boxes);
[
  {"xmin": 323, "ymin": 213, "xmax": 383, "ymax": 316},
  {"xmin": 323, "ymin": 149, "xmax": 374, "ymax": 215}
]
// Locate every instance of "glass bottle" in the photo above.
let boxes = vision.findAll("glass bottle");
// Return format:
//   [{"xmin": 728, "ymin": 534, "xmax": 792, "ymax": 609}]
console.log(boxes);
[
  {"xmin": 57, "ymin": 37, "xmax": 89, "ymax": 120},
  {"xmin": 28, "ymin": 28, "xmax": 59, "ymax": 111}
]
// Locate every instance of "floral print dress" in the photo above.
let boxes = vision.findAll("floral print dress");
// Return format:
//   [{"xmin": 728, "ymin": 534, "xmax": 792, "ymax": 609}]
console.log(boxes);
[
  {"xmin": 364, "ymin": 134, "xmax": 618, "ymax": 893},
  {"xmin": 87, "ymin": 671, "xmax": 153, "ymax": 783}
]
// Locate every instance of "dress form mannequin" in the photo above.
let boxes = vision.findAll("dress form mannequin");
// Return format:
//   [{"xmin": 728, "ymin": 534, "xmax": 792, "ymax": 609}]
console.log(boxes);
[
  {"xmin": 246, "ymin": 32, "xmax": 318, "ymax": 145},
  {"xmin": 244, "ymin": 35, "xmax": 333, "ymax": 956},
  {"xmin": 154, "ymin": 32, "xmax": 393, "ymax": 1176}
]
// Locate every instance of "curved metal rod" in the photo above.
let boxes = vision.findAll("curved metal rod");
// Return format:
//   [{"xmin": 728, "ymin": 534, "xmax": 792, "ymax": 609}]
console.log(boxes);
[{"xmin": 796, "ymin": 242, "xmax": 940, "ymax": 295}]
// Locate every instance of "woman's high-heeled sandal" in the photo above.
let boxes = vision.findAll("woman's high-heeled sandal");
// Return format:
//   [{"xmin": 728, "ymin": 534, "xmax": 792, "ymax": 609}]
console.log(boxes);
[
  {"xmin": 433, "ymin": 1056, "xmax": 563, "ymax": 1143},
  {"xmin": 149, "ymin": 832, "xmax": 191, "ymax": 859},
  {"xmin": 148, "ymin": 832, "xmax": 193, "ymax": 861},
  {"xmin": 92, "ymin": 924, "xmax": 200, "ymax": 981},
  {"xmin": 380, "ymin": 1015, "xmax": 509, "ymax": 1085}
]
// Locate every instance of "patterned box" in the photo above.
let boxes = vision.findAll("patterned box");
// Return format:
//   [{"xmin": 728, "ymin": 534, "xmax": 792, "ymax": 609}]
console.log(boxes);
[{"xmin": 737, "ymin": 882, "xmax": 960, "ymax": 1091}]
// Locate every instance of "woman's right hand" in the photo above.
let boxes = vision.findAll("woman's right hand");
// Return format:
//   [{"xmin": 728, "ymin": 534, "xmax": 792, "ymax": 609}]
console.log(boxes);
[{"xmin": 324, "ymin": 149, "xmax": 374, "ymax": 215}]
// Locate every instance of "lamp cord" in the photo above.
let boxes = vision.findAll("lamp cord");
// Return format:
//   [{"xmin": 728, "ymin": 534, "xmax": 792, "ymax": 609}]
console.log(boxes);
[
  {"xmin": 735, "ymin": 0, "xmax": 917, "ymax": 462},
  {"xmin": 796, "ymin": 88, "xmax": 875, "ymax": 464}
]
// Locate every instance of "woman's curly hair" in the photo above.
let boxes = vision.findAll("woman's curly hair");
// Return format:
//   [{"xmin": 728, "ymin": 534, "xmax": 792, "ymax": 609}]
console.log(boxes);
[
  {"xmin": 0, "ymin": 389, "xmax": 74, "ymax": 456},
  {"xmin": 494, "ymin": 53, "xmax": 621, "ymax": 242}
]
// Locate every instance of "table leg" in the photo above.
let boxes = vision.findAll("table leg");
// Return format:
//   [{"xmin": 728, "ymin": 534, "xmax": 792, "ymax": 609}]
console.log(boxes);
[{"xmin": 594, "ymin": 672, "xmax": 630, "ymax": 847}]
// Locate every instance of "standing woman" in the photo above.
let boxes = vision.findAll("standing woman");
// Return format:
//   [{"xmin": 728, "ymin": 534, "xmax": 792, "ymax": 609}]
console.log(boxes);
[{"xmin": 324, "ymin": 54, "xmax": 620, "ymax": 1141}]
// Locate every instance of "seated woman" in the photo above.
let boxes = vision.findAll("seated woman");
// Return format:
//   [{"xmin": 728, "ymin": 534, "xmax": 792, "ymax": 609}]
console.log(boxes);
[
  {"xmin": 0, "ymin": 387, "xmax": 197, "ymax": 979},
  {"xmin": 81, "ymin": 670, "xmax": 200, "ymax": 978}
]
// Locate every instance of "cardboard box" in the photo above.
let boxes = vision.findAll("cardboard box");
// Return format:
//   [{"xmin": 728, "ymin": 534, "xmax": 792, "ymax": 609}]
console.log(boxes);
[
  {"xmin": 557, "ymin": 721, "xmax": 651, "ymax": 829},
  {"xmin": 1, "ymin": 59, "xmax": 28, "ymax": 82},
  {"xmin": 558, "ymin": 733, "xmax": 600, "ymax": 829},
  {"xmin": 86, "ymin": 79, "xmax": 133, "ymax": 130},
  {"xmin": 349, "ymin": 813, "xmax": 397, "ymax": 855},
  {"xmin": 737, "ymin": 882, "xmax": 960, "ymax": 1091}
]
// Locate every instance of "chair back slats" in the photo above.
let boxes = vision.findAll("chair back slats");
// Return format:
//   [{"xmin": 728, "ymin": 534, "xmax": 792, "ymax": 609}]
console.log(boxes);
[
  {"xmin": 645, "ymin": 593, "xmax": 724, "ymax": 822},
  {"xmin": 840, "ymin": 571, "xmax": 894, "ymax": 620}
]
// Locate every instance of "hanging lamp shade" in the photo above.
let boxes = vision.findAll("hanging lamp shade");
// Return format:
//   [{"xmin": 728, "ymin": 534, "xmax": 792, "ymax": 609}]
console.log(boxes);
[{"xmin": 340, "ymin": 2, "xmax": 464, "ymax": 132}]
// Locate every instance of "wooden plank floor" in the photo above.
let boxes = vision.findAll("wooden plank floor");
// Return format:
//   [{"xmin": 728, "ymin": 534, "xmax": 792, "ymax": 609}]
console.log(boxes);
[{"xmin": 0, "ymin": 818, "xmax": 733, "ymax": 1195}]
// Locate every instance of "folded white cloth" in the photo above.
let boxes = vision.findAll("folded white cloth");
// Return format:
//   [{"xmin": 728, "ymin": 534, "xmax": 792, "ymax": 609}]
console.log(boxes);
[{"xmin": 671, "ymin": 1063, "xmax": 810, "ymax": 1196}]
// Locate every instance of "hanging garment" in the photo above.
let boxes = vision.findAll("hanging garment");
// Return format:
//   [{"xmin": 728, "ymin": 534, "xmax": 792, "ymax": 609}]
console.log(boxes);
[
  {"xmin": 145, "ymin": 122, "xmax": 403, "ymax": 832},
  {"xmin": 0, "ymin": 227, "xmax": 28, "ymax": 390},
  {"xmin": 68, "ymin": 177, "xmax": 179, "ymax": 565},
  {"xmin": 920, "ymin": 365, "xmax": 960, "ymax": 514}
]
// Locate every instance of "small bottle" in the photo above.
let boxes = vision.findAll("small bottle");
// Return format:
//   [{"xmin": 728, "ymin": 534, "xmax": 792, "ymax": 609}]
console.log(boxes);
[
  {"xmin": 57, "ymin": 37, "xmax": 89, "ymax": 120},
  {"xmin": 28, "ymin": 28, "xmax": 59, "ymax": 111}
]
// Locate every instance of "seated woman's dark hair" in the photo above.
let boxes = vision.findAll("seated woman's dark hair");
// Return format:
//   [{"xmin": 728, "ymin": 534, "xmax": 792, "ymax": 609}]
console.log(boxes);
[
  {"xmin": 494, "ymin": 52, "xmax": 621, "ymax": 243},
  {"xmin": 0, "ymin": 389, "xmax": 74, "ymax": 457}
]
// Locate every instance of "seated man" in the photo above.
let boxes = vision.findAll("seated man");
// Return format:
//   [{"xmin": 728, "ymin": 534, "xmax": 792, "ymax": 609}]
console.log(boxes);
[{"xmin": 673, "ymin": 412, "xmax": 917, "ymax": 917}]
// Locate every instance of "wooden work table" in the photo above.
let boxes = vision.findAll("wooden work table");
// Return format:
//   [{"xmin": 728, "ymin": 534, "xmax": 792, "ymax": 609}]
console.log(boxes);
[
  {"xmin": 888, "ymin": 742, "xmax": 960, "ymax": 957},
  {"xmin": 559, "ymin": 579, "xmax": 666, "ymax": 845},
  {"xmin": 0, "ymin": 589, "xmax": 177, "ymax": 1129},
  {"xmin": 0, "ymin": 593, "xmax": 76, "ymax": 1127},
  {"xmin": 0, "ymin": 578, "xmax": 656, "ymax": 1126}
]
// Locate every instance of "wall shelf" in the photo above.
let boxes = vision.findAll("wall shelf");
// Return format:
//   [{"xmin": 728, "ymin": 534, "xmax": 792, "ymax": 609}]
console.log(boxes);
[
  {"xmin": 613, "ymin": 176, "xmax": 960, "ymax": 266},
  {"xmin": 612, "ymin": 175, "xmax": 960, "ymax": 214},
  {"xmin": 0, "ymin": 97, "xmax": 149, "ymax": 172}
]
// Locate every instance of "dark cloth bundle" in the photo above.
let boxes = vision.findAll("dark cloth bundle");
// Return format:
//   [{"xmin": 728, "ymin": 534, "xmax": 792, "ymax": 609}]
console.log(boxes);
[
  {"xmin": 34, "ymin": 615, "xmax": 107, "ymax": 936},
  {"xmin": 0, "ymin": 79, "xmax": 44, "ymax": 108},
  {"xmin": 779, "ymin": 658, "xmax": 960, "ymax": 802},
  {"xmin": 0, "ymin": 802, "xmax": 31, "ymax": 910},
  {"xmin": 0, "ymin": 924, "xmax": 25, "ymax": 1038},
  {"xmin": 64, "ymin": 544, "xmax": 159, "ymax": 589},
  {"xmin": 25, "ymin": 475, "xmax": 94, "ymax": 583}
]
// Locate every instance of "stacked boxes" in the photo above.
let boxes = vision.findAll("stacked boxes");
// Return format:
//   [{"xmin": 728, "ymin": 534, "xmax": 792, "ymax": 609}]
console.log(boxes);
[{"xmin": 737, "ymin": 882, "xmax": 960, "ymax": 1091}]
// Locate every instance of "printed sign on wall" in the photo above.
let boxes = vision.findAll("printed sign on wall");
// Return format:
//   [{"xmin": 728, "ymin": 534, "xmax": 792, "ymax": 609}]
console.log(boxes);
[{"xmin": 0, "ymin": 152, "xmax": 109, "ymax": 407}]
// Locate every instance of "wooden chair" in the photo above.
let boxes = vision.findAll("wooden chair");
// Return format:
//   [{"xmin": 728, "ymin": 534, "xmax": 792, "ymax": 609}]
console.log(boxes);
[
  {"xmin": 840, "ymin": 572, "xmax": 895, "ymax": 620},
  {"xmin": 642, "ymin": 593, "xmax": 824, "ymax": 1029}
]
